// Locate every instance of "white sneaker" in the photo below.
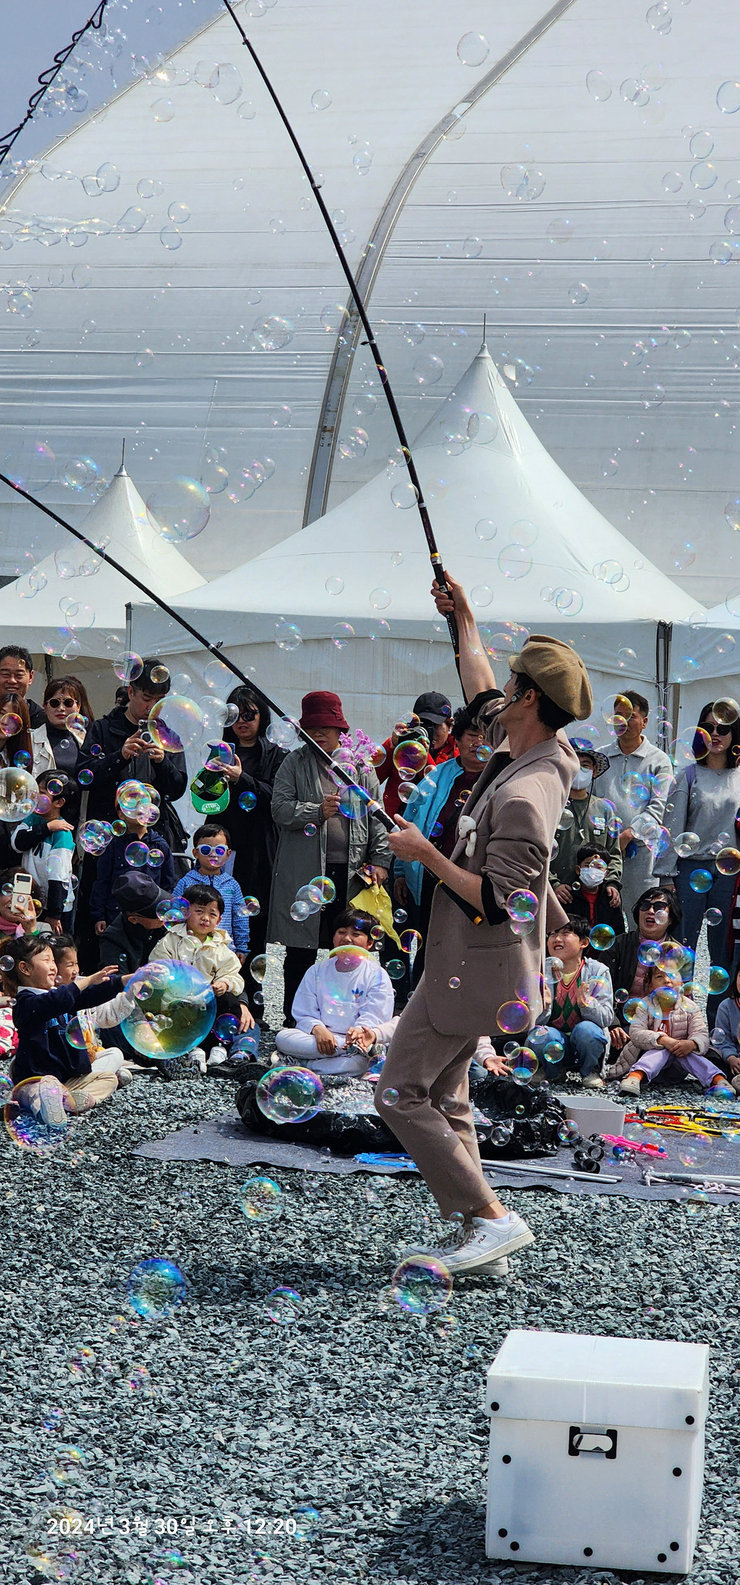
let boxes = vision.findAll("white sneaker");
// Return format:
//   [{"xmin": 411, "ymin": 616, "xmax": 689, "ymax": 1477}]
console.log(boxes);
[
  {"xmin": 190, "ymin": 1047, "xmax": 207, "ymax": 1076},
  {"xmin": 583, "ymin": 1073, "xmax": 605, "ymax": 1090},
  {"xmin": 34, "ymin": 1076, "xmax": 69, "ymax": 1129},
  {"xmin": 620, "ymin": 1072, "xmax": 642, "ymax": 1096},
  {"xmin": 409, "ymin": 1230, "xmax": 509, "ymax": 1277},
  {"xmin": 436, "ymin": 1213, "xmax": 535, "ymax": 1274},
  {"xmin": 206, "ymin": 1045, "xmax": 229, "ymax": 1073}
]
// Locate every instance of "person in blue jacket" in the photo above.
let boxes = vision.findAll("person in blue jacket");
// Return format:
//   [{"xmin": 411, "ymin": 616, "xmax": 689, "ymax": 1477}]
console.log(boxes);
[
  {"xmin": 4, "ymin": 934, "xmax": 123, "ymax": 1125},
  {"xmin": 393, "ymin": 701, "xmax": 486, "ymax": 985}
]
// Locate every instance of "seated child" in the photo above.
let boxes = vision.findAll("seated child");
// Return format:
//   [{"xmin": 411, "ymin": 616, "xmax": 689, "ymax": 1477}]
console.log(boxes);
[
  {"xmin": 544, "ymin": 915, "xmax": 614, "ymax": 1089},
  {"xmin": 4, "ymin": 936, "xmax": 124, "ymax": 1124},
  {"xmin": 10, "ymin": 770, "xmax": 77, "ymax": 933},
  {"xmin": 90, "ymin": 785, "xmax": 175, "ymax": 931},
  {"xmin": 710, "ymin": 968, "xmax": 740, "ymax": 1095},
  {"xmin": 568, "ymin": 845, "xmax": 625, "ymax": 939},
  {"xmin": 149, "ymin": 883, "xmax": 253, "ymax": 1073},
  {"xmin": 275, "ymin": 909, "xmax": 394, "ymax": 1076},
  {"xmin": 618, "ymin": 964, "xmax": 734, "ymax": 1098},
  {"xmin": 50, "ymin": 934, "xmax": 133, "ymax": 1087},
  {"xmin": 170, "ymin": 824, "xmax": 250, "ymax": 959}
]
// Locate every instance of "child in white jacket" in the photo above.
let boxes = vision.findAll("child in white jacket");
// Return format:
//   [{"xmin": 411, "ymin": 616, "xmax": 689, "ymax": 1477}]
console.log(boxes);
[
  {"xmin": 275, "ymin": 910, "xmax": 394, "ymax": 1076},
  {"xmin": 148, "ymin": 885, "xmax": 252, "ymax": 1071}
]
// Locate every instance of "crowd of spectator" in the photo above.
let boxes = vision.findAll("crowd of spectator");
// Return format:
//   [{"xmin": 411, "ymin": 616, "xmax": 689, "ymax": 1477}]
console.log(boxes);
[{"xmin": 1, "ymin": 641, "xmax": 740, "ymax": 1126}]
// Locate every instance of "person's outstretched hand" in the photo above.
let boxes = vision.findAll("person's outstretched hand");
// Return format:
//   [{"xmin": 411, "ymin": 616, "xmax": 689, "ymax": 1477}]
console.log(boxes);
[{"xmin": 430, "ymin": 570, "xmax": 472, "ymax": 621}]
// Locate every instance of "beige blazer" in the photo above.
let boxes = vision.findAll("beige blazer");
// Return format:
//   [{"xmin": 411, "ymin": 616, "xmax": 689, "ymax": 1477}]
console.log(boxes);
[{"xmin": 422, "ymin": 731, "xmax": 578, "ymax": 1037}]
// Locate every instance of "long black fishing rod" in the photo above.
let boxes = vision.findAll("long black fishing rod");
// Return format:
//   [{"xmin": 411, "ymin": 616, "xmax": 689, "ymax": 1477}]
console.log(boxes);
[
  {"xmin": 220, "ymin": 0, "xmax": 461, "ymax": 675},
  {"xmin": 0, "ymin": 472, "xmax": 482, "ymax": 922},
  {"xmin": 0, "ymin": 1, "xmax": 109, "ymax": 169}
]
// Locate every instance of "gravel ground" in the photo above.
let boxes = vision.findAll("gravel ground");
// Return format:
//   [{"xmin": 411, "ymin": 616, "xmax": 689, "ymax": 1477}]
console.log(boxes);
[{"xmin": 2, "ymin": 943, "xmax": 739, "ymax": 1585}]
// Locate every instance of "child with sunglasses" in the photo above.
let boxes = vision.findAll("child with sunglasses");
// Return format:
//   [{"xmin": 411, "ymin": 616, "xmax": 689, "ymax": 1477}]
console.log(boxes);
[{"xmin": 170, "ymin": 823, "xmax": 250, "ymax": 960}]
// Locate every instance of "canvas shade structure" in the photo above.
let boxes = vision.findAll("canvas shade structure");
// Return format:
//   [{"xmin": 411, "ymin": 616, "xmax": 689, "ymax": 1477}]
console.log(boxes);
[{"xmin": 129, "ymin": 342, "xmax": 702, "ymax": 742}]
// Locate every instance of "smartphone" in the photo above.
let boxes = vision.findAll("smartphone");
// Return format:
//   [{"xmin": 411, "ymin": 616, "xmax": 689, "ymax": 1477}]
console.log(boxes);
[{"xmin": 11, "ymin": 872, "xmax": 33, "ymax": 910}]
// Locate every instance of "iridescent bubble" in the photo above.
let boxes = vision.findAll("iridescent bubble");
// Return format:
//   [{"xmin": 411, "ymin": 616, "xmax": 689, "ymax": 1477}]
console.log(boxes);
[
  {"xmin": 708, "ymin": 965, "xmax": 730, "ymax": 994},
  {"xmin": 324, "ymin": 575, "xmax": 344, "ymax": 596},
  {"xmin": 0, "ymin": 767, "xmax": 39, "ymax": 821},
  {"xmin": 256, "ymin": 1067, "xmax": 323, "ymax": 1124},
  {"xmin": 126, "ymin": 1258, "xmax": 186, "ymax": 1320},
  {"xmin": 498, "ymin": 544, "xmax": 532, "ymax": 580},
  {"xmin": 113, "ymin": 650, "xmax": 143, "ymax": 684},
  {"xmin": 274, "ymin": 619, "xmax": 302, "ymax": 652},
  {"xmin": 369, "ymin": 588, "xmax": 391, "ymax": 611},
  {"xmin": 148, "ymin": 695, "xmax": 205, "ymax": 754},
  {"xmin": 713, "ymin": 697, "xmax": 740, "ymax": 725},
  {"xmin": 239, "ymin": 1175, "xmax": 282, "ymax": 1220},
  {"xmin": 506, "ymin": 888, "xmax": 538, "ymax": 922},
  {"xmin": 146, "ymin": 477, "xmax": 210, "ymax": 541},
  {"xmin": 689, "ymin": 868, "xmax": 713, "ymax": 894},
  {"xmin": 474, "ymin": 518, "xmax": 497, "ymax": 542},
  {"xmin": 715, "ymin": 847, "xmax": 740, "ymax": 876},
  {"xmin": 391, "ymin": 1255, "xmax": 452, "ymax": 1316},
  {"xmin": 392, "ymin": 740, "xmax": 428, "ymax": 775},
  {"xmin": 457, "ymin": 31, "xmax": 489, "ymax": 66},
  {"xmin": 121, "ymin": 961, "xmax": 216, "ymax": 1059},
  {"xmin": 589, "ymin": 924, "xmax": 615, "ymax": 951},
  {"xmin": 382, "ymin": 1087, "xmax": 399, "ymax": 1106},
  {"xmin": 386, "ymin": 959, "xmax": 405, "ymax": 980},
  {"xmin": 331, "ymin": 622, "xmax": 354, "ymax": 650},
  {"xmin": 241, "ymin": 896, "xmax": 261, "ymax": 917},
  {"xmin": 51, "ymin": 1444, "xmax": 90, "ymax": 1488},
  {"xmin": 413, "ymin": 353, "xmax": 444, "ymax": 386},
  {"xmin": 125, "ymin": 840, "xmax": 150, "ymax": 869},
  {"xmin": 569, "ymin": 281, "xmax": 590, "ymax": 305},
  {"xmin": 266, "ymin": 1286, "xmax": 301, "ymax": 1323},
  {"xmin": 249, "ymin": 954, "xmax": 267, "ymax": 984},
  {"xmin": 390, "ymin": 479, "xmax": 419, "ymax": 510},
  {"xmin": 509, "ymin": 1046, "xmax": 538, "ymax": 1084},
  {"xmin": 209, "ymin": 63, "xmax": 242, "ymax": 103},
  {"xmin": 399, "ymin": 928, "xmax": 423, "ymax": 958},
  {"xmin": 496, "ymin": 999, "xmax": 530, "ymax": 1035},
  {"xmin": 705, "ymin": 906, "xmax": 723, "ymax": 927},
  {"xmin": 4, "ymin": 1077, "xmax": 71, "ymax": 1155},
  {"xmin": 291, "ymin": 899, "xmax": 311, "ymax": 922}
]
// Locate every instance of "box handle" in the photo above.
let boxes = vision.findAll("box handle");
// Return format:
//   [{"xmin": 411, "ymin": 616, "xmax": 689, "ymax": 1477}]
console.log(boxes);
[{"xmin": 568, "ymin": 1426, "xmax": 618, "ymax": 1459}]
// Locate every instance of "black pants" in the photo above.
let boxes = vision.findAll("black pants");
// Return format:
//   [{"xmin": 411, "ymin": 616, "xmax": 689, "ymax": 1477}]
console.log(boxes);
[{"xmin": 282, "ymin": 861, "xmax": 348, "ymax": 1022}]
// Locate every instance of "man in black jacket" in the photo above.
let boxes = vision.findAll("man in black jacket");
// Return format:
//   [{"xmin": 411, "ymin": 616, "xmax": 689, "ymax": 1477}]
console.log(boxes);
[{"xmin": 77, "ymin": 658, "xmax": 188, "ymax": 854}]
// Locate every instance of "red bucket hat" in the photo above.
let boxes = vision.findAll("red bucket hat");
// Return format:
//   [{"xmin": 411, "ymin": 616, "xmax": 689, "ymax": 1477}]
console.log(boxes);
[{"xmin": 299, "ymin": 690, "xmax": 349, "ymax": 731}]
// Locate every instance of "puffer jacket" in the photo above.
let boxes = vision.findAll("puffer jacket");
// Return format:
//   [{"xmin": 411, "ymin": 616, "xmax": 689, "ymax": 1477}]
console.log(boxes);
[
  {"xmin": 148, "ymin": 922, "xmax": 244, "ymax": 995},
  {"xmin": 607, "ymin": 993, "xmax": 709, "ymax": 1079}
]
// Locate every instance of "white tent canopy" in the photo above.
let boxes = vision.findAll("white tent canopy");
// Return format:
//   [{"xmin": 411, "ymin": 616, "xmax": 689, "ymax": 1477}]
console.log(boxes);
[{"xmin": 0, "ymin": 462, "xmax": 205, "ymax": 656}]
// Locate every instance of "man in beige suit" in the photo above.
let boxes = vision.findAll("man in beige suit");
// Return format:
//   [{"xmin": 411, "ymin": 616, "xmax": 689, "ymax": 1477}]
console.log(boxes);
[{"xmin": 378, "ymin": 572, "xmax": 593, "ymax": 1275}]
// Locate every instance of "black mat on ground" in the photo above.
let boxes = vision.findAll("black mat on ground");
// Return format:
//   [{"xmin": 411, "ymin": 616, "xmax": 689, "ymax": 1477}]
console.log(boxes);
[{"xmin": 133, "ymin": 1113, "xmax": 740, "ymax": 1203}]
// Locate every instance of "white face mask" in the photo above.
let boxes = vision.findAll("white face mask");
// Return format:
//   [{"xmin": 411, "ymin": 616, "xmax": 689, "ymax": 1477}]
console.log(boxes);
[
  {"xmin": 571, "ymin": 767, "xmax": 593, "ymax": 791},
  {"xmin": 580, "ymin": 864, "xmax": 607, "ymax": 888}
]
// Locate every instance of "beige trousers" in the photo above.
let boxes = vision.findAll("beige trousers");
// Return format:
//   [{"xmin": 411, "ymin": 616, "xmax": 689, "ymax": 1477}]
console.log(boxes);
[
  {"xmin": 374, "ymin": 976, "xmax": 495, "ymax": 1219},
  {"xmin": 65, "ymin": 1070, "xmax": 119, "ymax": 1112}
]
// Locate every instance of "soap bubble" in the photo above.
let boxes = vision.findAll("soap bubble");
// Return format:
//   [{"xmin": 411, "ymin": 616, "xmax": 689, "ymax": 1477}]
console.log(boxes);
[
  {"xmin": 51, "ymin": 1445, "xmax": 89, "ymax": 1488},
  {"xmin": 214, "ymin": 1013, "xmax": 240, "ymax": 1044},
  {"xmin": 558, "ymin": 1118, "xmax": 580, "ymax": 1144},
  {"xmin": 311, "ymin": 88, "xmax": 331, "ymax": 110},
  {"xmin": 0, "ymin": 767, "xmax": 39, "ymax": 821},
  {"xmin": 569, "ymin": 281, "xmax": 590, "ymax": 305},
  {"xmin": 704, "ymin": 907, "xmax": 723, "ymax": 927},
  {"xmin": 586, "ymin": 69, "xmax": 611, "ymax": 101},
  {"xmin": 386, "ymin": 959, "xmax": 405, "ymax": 980},
  {"xmin": 121, "ymin": 961, "xmax": 216, "ymax": 1059},
  {"xmin": 399, "ymin": 929, "xmax": 423, "ymax": 958},
  {"xmin": 413, "ymin": 353, "xmax": 444, "ymax": 386},
  {"xmin": 675, "ymin": 831, "xmax": 701, "ymax": 857},
  {"xmin": 249, "ymin": 954, "xmax": 267, "ymax": 984},
  {"xmin": 309, "ymin": 875, "xmax": 336, "ymax": 906},
  {"xmin": 274, "ymin": 619, "xmax": 302, "ymax": 651},
  {"xmin": 717, "ymin": 80, "xmax": 740, "ymax": 114},
  {"xmin": 678, "ymin": 1135, "xmax": 712, "ymax": 1168},
  {"xmin": 291, "ymin": 900, "xmax": 310, "ymax": 921},
  {"xmin": 255, "ymin": 1067, "xmax": 323, "ymax": 1124},
  {"xmin": 209, "ymin": 62, "xmax": 242, "ymax": 103},
  {"xmin": 689, "ymin": 869, "xmax": 713, "ymax": 894},
  {"xmin": 331, "ymin": 622, "xmax": 354, "ymax": 650},
  {"xmin": 146, "ymin": 478, "xmax": 210, "ymax": 541},
  {"xmin": 125, "ymin": 841, "xmax": 150, "ymax": 869},
  {"xmin": 501, "ymin": 163, "xmax": 545, "ymax": 201},
  {"xmin": 391, "ymin": 1255, "xmax": 452, "ymax": 1316},
  {"xmin": 325, "ymin": 575, "xmax": 344, "ymax": 596},
  {"xmin": 390, "ymin": 479, "xmax": 419, "ymax": 510},
  {"xmin": 392, "ymin": 739, "xmax": 428, "ymax": 775},
  {"xmin": 506, "ymin": 889, "xmax": 538, "ymax": 922},
  {"xmin": 496, "ymin": 999, "xmax": 530, "ymax": 1035},
  {"xmin": 457, "ymin": 31, "xmax": 489, "ymax": 66},
  {"xmin": 239, "ymin": 1176, "xmax": 282, "ymax": 1220},
  {"xmin": 589, "ymin": 924, "xmax": 615, "ymax": 951},
  {"xmin": 77, "ymin": 819, "xmax": 111, "ymax": 856},
  {"xmin": 0, "ymin": 711, "xmax": 22, "ymax": 738},
  {"xmin": 4, "ymin": 1077, "xmax": 71, "ymax": 1155},
  {"xmin": 529, "ymin": 1025, "xmax": 565, "ymax": 1065},
  {"xmin": 713, "ymin": 697, "xmax": 739, "ymax": 725},
  {"xmin": 241, "ymin": 896, "xmax": 260, "ymax": 917},
  {"xmin": 113, "ymin": 651, "xmax": 143, "ymax": 684},
  {"xmin": 381, "ymin": 1088, "xmax": 399, "ymax": 1107},
  {"xmin": 148, "ymin": 694, "xmax": 204, "ymax": 753},
  {"xmin": 708, "ymin": 965, "xmax": 731, "ymax": 994},
  {"xmin": 716, "ymin": 847, "xmax": 740, "ymax": 876},
  {"xmin": 116, "ymin": 778, "xmax": 150, "ymax": 817},
  {"xmin": 126, "ymin": 1258, "xmax": 186, "ymax": 1320},
  {"xmin": 266, "ymin": 1287, "xmax": 302, "ymax": 1323}
]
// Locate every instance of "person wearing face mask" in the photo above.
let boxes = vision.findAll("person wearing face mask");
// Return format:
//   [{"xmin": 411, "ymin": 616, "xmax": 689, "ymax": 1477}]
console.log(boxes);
[
  {"xmin": 569, "ymin": 844, "xmax": 625, "ymax": 938},
  {"xmin": 551, "ymin": 741, "xmax": 622, "ymax": 908},
  {"xmin": 604, "ymin": 886, "xmax": 681, "ymax": 1054}
]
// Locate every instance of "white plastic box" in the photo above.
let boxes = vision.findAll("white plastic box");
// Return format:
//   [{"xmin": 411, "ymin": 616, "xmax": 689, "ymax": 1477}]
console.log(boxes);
[
  {"xmin": 486, "ymin": 1329, "xmax": 708, "ymax": 1572},
  {"xmin": 562, "ymin": 1093, "xmax": 626, "ymax": 1138}
]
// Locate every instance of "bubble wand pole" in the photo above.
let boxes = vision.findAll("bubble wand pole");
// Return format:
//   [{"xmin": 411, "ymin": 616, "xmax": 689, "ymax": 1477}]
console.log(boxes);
[
  {"xmin": 220, "ymin": 0, "xmax": 461, "ymax": 675},
  {"xmin": 0, "ymin": 472, "xmax": 482, "ymax": 923}
]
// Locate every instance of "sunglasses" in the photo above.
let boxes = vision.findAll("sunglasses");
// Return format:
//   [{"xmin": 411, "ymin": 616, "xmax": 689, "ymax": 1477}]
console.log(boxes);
[
  {"xmin": 237, "ymin": 708, "xmax": 258, "ymax": 722},
  {"xmin": 48, "ymin": 696, "xmax": 76, "ymax": 709},
  {"xmin": 196, "ymin": 844, "xmax": 228, "ymax": 858},
  {"xmin": 706, "ymin": 721, "xmax": 732, "ymax": 735}
]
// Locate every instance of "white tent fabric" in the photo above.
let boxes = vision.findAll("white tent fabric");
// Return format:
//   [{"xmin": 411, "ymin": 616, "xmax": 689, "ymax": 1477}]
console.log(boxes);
[
  {"xmin": 166, "ymin": 342, "xmax": 700, "ymax": 636},
  {"xmin": 0, "ymin": 463, "xmax": 205, "ymax": 655}
]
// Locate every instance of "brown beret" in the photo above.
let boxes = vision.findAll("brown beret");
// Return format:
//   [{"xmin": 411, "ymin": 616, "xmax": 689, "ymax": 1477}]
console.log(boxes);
[{"xmin": 510, "ymin": 634, "xmax": 593, "ymax": 721}]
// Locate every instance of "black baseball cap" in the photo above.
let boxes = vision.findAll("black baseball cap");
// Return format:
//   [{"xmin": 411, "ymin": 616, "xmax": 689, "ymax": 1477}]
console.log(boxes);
[
  {"xmin": 112, "ymin": 872, "xmax": 168, "ymax": 915},
  {"xmin": 413, "ymin": 691, "xmax": 452, "ymax": 725}
]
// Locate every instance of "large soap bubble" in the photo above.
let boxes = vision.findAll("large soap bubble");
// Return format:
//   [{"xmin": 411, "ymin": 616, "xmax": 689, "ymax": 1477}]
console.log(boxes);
[
  {"xmin": 148, "ymin": 694, "xmax": 205, "ymax": 753},
  {"xmin": 146, "ymin": 478, "xmax": 210, "ymax": 541},
  {"xmin": 255, "ymin": 1066, "xmax": 324, "ymax": 1124},
  {"xmin": 126, "ymin": 1258, "xmax": 186, "ymax": 1319},
  {"xmin": 121, "ymin": 961, "xmax": 215, "ymax": 1059},
  {"xmin": 0, "ymin": 767, "xmax": 39, "ymax": 821}
]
